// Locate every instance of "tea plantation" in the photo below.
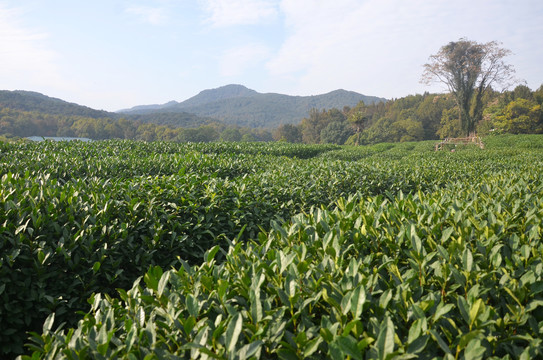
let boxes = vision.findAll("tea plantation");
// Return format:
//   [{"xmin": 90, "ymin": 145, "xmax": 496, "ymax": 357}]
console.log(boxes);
[{"xmin": 1, "ymin": 135, "xmax": 542, "ymax": 359}]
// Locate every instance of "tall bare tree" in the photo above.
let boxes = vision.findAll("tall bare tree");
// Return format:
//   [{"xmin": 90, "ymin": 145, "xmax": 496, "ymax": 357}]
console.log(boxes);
[{"xmin": 421, "ymin": 38, "xmax": 516, "ymax": 136}]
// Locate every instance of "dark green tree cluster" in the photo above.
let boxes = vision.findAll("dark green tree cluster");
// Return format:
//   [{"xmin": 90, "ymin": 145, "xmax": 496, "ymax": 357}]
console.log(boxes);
[
  {"xmin": 272, "ymin": 95, "xmax": 451, "ymax": 145},
  {"xmin": 483, "ymin": 85, "xmax": 543, "ymax": 134},
  {"xmin": 272, "ymin": 84, "xmax": 543, "ymax": 146},
  {"xmin": 0, "ymin": 108, "xmax": 272, "ymax": 142},
  {"xmin": 273, "ymin": 107, "xmax": 355, "ymax": 145}
]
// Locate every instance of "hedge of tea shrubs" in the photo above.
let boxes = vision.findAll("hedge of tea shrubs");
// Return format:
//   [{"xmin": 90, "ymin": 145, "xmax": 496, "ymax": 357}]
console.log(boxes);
[{"xmin": 1, "ymin": 137, "xmax": 542, "ymax": 358}]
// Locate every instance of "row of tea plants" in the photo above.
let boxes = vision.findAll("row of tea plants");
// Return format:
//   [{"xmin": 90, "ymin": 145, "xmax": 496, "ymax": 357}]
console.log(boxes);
[{"xmin": 1, "ymin": 136, "xmax": 542, "ymax": 358}]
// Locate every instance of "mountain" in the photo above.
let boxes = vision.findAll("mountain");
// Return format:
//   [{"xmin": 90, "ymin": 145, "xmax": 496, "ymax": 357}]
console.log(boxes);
[
  {"xmin": 116, "ymin": 85, "xmax": 259, "ymax": 114},
  {"xmin": 0, "ymin": 90, "xmax": 215, "ymax": 128},
  {"xmin": 119, "ymin": 85, "xmax": 387, "ymax": 128},
  {"xmin": 122, "ymin": 100, "xmax": 179, "ymax": 114},
  {"xmin": 180, "ymin": 84, "xmax": 259, "ymax": 108},
  {"xmin": 1, "ymin": 85, "xmax": 387, "ymax": 130},
  {"xmin": 0, "ymin": 90, "xmax": 113, "ymax": 119}
]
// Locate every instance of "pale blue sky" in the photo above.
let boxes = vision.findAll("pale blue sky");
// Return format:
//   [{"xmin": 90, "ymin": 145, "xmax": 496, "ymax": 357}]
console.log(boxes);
[{"xmin": 1, "ymin": 0, "xmax": 542, "ymax": 111}]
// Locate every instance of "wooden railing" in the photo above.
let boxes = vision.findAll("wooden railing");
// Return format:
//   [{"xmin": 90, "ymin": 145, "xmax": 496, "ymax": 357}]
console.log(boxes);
[{"xmin": 435, "ymin": 134, "xmax": 484, "ymax": 151}]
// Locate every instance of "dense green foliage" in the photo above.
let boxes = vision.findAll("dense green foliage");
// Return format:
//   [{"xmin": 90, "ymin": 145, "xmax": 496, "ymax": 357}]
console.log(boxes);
[
  {"xmin": 277, "ymin": 85, "xmax": 543, "ymax": 145},
  {"xmin": 0, "ymin": 107, "xmax": 272, "ymax": 143},
  {"xmin": 0, "ymin": 139, "xmax": 404, "ymax": 356},
  {"xmin": 119, "ymin": 112, "xmax": 218, "ymax": 129},
  {"xmin": 1, "ymin": 136, "xmax": 543, "ymax": 358}
]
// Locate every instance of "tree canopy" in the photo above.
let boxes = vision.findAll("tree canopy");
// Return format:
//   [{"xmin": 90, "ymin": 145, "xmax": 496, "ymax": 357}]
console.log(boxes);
[
  {"xmin": 275, "ymin": 83, "xmax": 543, "ymax": 146},
  {"xmin": 422, "ymin": 38, "xmax": 516, "ymax": 136}
]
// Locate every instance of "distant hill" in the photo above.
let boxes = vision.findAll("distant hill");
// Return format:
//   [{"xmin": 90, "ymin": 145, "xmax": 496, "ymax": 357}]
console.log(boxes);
[
  {"xmin": 0, "ymin": 90, "xmax": 215, "ymax": 128},
  {"xmin": 180, "ymin": 84, "xmax": 259, "ymax": 108},
  {"xmin": 0, "ymin": 90, "xmax": 112, "ymax": 119},
  {"xmin": 1, "ymin": 86, "xmax": 387, "ymax": 130},
  {"xmin": 119, "ymin": 84, "xmax": 387, "ymax": 128}
]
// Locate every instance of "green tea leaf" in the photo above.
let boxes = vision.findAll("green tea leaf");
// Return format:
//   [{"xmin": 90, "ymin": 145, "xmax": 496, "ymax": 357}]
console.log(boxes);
[
  {"xmin": 457, "ymin": 296, "xmax": 470, "ymax": 324},
  {"xmin": 136, "ymin": 307, "xmax": 145, "ymax": 328},
  {"xmin": 186, "ymin": 294, "xmax": 200, "ymax": 318},
  {"xmin": 336, "ymin": 335, "xmax": 362, "ymax": 360},
  {"xmin": 464, "ymin": 338, "xmax": 486, "ymax": 360},
  {"xmin": 462, "ymin": 248, "xmax": 473, "ymax": 272},
  {"xmin": 503, "ymin": 287, "xmax": 522, "ymax": 307},
  {"xmin": 225, "ymin": 312, "xmax": 243, "ymax": 353},
  {"xmin": 205, "ymin": 245, "xmax": 220, "ymax": 264},
  {"xmin": 37, "ymin": 250, "xmax": 45, "ymax": 265},
  {"xmin": 125, "ymin": 324, "xmax": 137, "ymax": 352},
  {"xmin": 375, "ymin": 316, "xmax": 395, "ymax": 360},
  {"xmin": 433, "ymin": 302, "xmax": 454, "ymax": 322},
  {"xmin": 441, "ymin": 227, "xmax": 454, "ymax": 243},
  {"xmin": 350, "ymin": 285, "xmax": 366, "ymax": 319},
  {"xmin": 407, "ymin": 334, "xmax": 429, "ymax": 354},
  {"xmin": 42, "ymin": 313, "xmax": 55, "ymax": 334},
  {"xmin": 238, "ymin": 340, "xmax": 264, "ymax": 359},
  {"xmin": 303, "ymin": 337, "xmax": 322, "ymax": 357},
  {"xmin": 157, "ymin": 271, "xmax": 170, "ymax": 297},
  {"xmin": 458, "ymin": 330, "xmax": 481, "ymax": 350},
  {"xmin": 358, "ymin": 337, "xmax": 374, "ymax": 352},
  {"xmin": 408, "ymin": 318, "xmax": 422, "ymax": 343},
  {"xmin": 250, "ymin": 289, "xmax": 262, "ymax": 323},
  {"xmin": 183, "ymin": 316, "xmax": 196, "ymax": 336},
  {"xmin": 469, "ymin": 298, "xmax": 483, "ymax": 329},
  {"xmin": 429, "ymin": 329, "xmax": 451, "ymax": 355},
  {"xmin": 410, "ymin": 224, "xmax": 422, "ymax": 254}
]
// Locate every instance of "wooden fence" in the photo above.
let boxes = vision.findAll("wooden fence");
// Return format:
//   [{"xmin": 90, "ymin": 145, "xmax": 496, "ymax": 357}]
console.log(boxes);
[{"xmin": 435, "ymin": 135, "xmax": 484, "ymax": 151}]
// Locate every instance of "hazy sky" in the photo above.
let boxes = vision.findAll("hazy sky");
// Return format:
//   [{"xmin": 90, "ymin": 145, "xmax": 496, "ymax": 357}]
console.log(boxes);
[{"xmin": 1, "ymin": 0, "xmax": 542, "ymax": 111}]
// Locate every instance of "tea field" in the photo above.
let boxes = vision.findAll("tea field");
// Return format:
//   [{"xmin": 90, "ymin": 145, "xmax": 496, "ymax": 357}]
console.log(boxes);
[{"xmin": 1, "ymin": 135, "xmax": 542, "ymax": 359}]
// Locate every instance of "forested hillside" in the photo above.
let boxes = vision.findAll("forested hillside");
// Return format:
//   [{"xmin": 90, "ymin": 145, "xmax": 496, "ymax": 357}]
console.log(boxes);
[
  {"xmin": 0, "ymin": 107, "xmax": 273, "ymax": 142},
  {"xmin": 0, "ymin": 91, "xmax": 112, "ymax": 118},
  {"xmin": 119, "ymin": 84, "xmax": 386, "ymax": 128},
  {"xmin": 273, "ymin": 84, "xmax": 543, "ymax": 145},
  {"xmin": 0, "ymin": 90, "xmax": 272, "ymax": 142},
  {"xmin": 1, "ymin": 84, "xmax": 542, "ymax": 144}
]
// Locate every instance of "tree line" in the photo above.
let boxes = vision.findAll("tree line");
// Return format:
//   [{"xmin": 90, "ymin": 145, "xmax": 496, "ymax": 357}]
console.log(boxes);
[
  {"xmin": 275, "ymin": 39, "xmax": 542, "ymax": 145},
  {"xmin": 1, "ymin": 85, "xmax": 541, "ymax": 145},
  {"xmin": 0, "ymin": 108, "xmax": 273, "ymax": 142},
  {"xmin": 272, "ymin": 84, "xmax": 543, "ymax": 145}
]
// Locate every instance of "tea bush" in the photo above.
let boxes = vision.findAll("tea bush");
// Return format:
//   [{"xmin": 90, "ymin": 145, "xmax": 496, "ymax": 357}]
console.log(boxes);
[
  {"xmin": 23, "ymin": 174, "xmax": 543, "ymax": 359},
  {"xmin": 1, "ymin": 136, "xmax": 543, "ymax": 358}
]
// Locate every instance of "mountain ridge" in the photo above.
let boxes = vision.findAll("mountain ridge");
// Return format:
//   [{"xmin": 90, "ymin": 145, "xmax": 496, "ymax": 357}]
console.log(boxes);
[
  {"xmin": 0, "ymin": 90, "xmax": 113, "ymax": 119},
  {"xmin": 1, "ymin": 85, "xmax": 387, "ymax": 129},
  {"xmin": 0, "ymin": 90, "xmax": 218, "ymax": 128},
  {"xmin": 119, "ymin": 84, "xmax": 387, "ymax": 128}
]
